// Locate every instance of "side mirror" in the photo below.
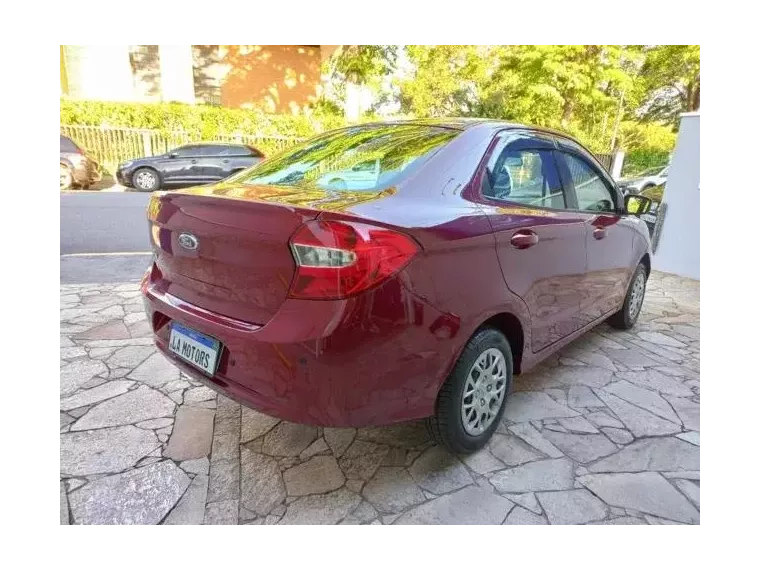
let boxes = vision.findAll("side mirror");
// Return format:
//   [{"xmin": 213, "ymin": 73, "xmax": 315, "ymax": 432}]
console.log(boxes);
[
  {"xmin": 169, "ymin": 152, "xmax": 179, "ymax": 159},
  {"xmin": 624, "ymin": 194, "xmax": 652, "ymax": 216}
]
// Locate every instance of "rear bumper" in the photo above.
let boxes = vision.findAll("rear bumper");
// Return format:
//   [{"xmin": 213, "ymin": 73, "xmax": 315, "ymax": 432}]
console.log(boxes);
[{"xmin": 141, "ymin": 263, "xmax": 455, "ymax": 427}]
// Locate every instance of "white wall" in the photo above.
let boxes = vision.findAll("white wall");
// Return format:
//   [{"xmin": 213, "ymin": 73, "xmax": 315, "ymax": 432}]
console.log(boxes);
[
  {"xmin": 158, "ymin": 45, "xmax": 196, "ymax": 104},
  {"xmin": 64, "ymin": 45, "xmax": 134, "ymax": 101},
  {"xmin": 653, "ymin": 113, "xmax": 700, "ymax": 280}
]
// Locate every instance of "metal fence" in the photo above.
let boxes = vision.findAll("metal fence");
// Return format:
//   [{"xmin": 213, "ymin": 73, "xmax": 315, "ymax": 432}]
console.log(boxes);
[
  {"xmin": 60, "ymin": 125, "xmax": 305, "ymax": 172},
  {"xmin": 593, "ymin": 153, "xmax": 614, "ymax": 172}
]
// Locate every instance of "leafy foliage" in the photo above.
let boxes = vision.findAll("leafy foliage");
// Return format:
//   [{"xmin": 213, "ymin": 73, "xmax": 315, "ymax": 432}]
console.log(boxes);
[
  {"xmin": 331, "ymin": 45, "xmax": 398, "ymax": 85},
  {"xmin": 321, "ymin": 46, "xmax": 399, "ymax": 115},
  {"xmin": 398, "ymin": 45, "xmax": 696, "ymax": 154},
  {"xmin": 637, "ymin": 45, "xmax": 700, "ymax": 125},
  {"xmin": 60, "ymin": 99, "xmax": 346, "ymax": 139},
  {"xmin": 62, "ymin": 44, "xmax": 698, "ymax": 161},
  {"xmin": 622, "ymin": 150, "xmax": 672, "ymax": 177}
]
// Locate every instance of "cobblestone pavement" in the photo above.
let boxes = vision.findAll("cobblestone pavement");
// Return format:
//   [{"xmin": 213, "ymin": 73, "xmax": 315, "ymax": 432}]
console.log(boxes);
[{"xmin": 60, "ymin": 271, "xmax": 699, "ymax": 525}]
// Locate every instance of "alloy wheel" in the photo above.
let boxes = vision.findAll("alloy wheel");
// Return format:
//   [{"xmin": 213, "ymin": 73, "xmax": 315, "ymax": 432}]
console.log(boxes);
[
  {"xmin": 136, "ymin": 171, "xmax": 156, "ymax": 190},
  {"xmin": 629, "ymin": 272, "xmax": 646, "ymax": 319},
  {"xmin": 461, "ymin": 347, "xmax": 507, "ymax": 436}
]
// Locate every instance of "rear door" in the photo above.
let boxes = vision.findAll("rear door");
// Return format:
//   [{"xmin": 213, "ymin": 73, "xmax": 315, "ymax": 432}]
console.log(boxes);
[
  {"xmin": 196, "ymin": 145, "xmax": 228, "ymax": 182},
  {"xmin": 554, "ymin": 140, "xmax": 635, "ymax": 325},
  {"xmin": 475, "ymin": 130, "xmax": 588, "ymax": 353},
  {"xmin": 212, "ymin": 145, "xmax": 262, "ymax": 180}
]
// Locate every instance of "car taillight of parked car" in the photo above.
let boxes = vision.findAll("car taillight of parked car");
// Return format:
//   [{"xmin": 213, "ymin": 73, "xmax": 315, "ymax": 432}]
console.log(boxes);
[{"xmin": 288, "ymin": 220, "xmax": 419, "ymax": 300}]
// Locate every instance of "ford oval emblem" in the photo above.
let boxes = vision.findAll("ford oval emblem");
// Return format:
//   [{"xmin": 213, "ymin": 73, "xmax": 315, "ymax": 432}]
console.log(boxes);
[{"xmin": 178, "ymin": 233, "xmax": 199, "ymax": 250}]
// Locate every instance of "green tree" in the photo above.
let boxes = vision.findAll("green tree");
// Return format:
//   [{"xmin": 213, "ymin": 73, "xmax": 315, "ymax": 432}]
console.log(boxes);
[
  {"xmin": 348, "ymin": 44, "xmax": 697, "ymax": 152},
  {"xmin": 323, "ymin": 45, "xmax": 398, "ymax": 119},
  {"xmin": 637, "ymin": 45, "xmax": 700, "ymax": 125},
  {"xmin": 399, "ymin": 45, "xmax": 490, "ymax": 117}
]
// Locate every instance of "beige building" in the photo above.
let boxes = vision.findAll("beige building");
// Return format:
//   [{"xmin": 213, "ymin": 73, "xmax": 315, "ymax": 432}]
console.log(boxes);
[{"xmin": 60, "ymin": 45, "xmax": 341, "ymax": 114}]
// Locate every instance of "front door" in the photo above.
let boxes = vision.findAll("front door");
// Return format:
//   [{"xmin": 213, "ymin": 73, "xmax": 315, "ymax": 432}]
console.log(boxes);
[
  {"xmin": 555, "ymin": 147, "xmax": 635, "ymax": 325},
  {"xmin": 475, "ymin": 131, "xmax": 588, "ymax": 353},
  {"xmin": 157, "ymin": 145, "xmax": 202, "ymax": 184}
]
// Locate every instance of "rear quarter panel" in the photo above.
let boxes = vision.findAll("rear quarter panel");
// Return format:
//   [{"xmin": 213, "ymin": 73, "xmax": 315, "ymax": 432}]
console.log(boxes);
[{"xmin": 327, "ymin": 126, "xmax": 532, "ymax": 391}]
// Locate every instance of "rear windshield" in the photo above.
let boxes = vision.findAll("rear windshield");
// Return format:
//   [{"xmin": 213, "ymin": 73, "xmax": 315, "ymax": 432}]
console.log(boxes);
[{"xmin": 236, "ymin": 124, "xmax": 458, "ymax": 191}]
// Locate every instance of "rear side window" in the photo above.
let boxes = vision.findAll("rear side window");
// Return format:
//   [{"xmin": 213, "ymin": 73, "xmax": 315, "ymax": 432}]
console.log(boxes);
[
  {"xmin": 219, "ymin": 145, "xmax": 256, "ymax": 157},
  {"xmin": 562, "ymin": 153, "xmax": 616, "ymax": 213},
  {"xmin": 483, "ymin": 148, "xmax": 565, "ymax": 209},
  {"xmin": 238, "ymin": 124, "xmax": 458, "ymax": 191},
  {"xmin": 60, "ymin": 135, "xmax": 80, "ymax": 153}
]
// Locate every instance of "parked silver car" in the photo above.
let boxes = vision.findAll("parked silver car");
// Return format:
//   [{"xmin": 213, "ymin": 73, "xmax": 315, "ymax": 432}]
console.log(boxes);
[{"xmin": 617, "ymin": 165, "xmax": 669, "ymax": 194}]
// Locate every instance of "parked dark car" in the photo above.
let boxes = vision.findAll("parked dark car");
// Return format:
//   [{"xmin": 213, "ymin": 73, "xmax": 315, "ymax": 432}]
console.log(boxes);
[
  {"xmin": 142, "ymin": 120, "xmax": 652, "ymax": 453},
  {"xmin": 60, "ymin": 135, "xmax": 102, "ymax": 191},
  {"xmin": 116, "ymin": 142, "xmax": 265, "ymax": 191}
]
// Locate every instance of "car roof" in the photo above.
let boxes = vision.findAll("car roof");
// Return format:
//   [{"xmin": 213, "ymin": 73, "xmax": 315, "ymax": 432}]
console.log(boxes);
[{"xmin": 358, "ymin": 117, "xmax": 585, "ymax": 142}]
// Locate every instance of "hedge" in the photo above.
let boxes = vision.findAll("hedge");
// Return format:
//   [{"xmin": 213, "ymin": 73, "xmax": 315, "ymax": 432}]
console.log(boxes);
[
  {"xmin": 61, "ymin": 99, "xmax": 675, "ymax": 178},
  {"xmin": 622, "ymin": 149, "xmax": 671, "ymax": 177},
  {"xmin": 60, "ymin": 99, "xmax": 346, "ymax": 139}
]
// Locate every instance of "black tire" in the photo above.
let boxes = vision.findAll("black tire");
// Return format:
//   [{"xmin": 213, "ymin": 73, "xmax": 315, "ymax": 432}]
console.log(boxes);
[
  {"xmin": 132, "ymin": 167, "xmax": 160, "ymax": 192},
  {"xmin": 608, "ymin": 263, "xmax": 648, "ymax": 330},
  {"xmin": 427, "ymin": 327, "xmax": 513, "ymax": 454}
]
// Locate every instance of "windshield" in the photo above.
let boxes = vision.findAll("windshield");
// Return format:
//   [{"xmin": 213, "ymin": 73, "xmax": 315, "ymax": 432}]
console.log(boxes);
[{"xmin": 235, "ymin": 124, "xmax": 459, "ymax": 192}]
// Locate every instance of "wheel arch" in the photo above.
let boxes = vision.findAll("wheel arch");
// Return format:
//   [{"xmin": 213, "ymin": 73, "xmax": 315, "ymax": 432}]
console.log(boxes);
[
  {"xmin": 132, "ymin": 165, "xmax": 162, "ymax": 188},
  {"xmin": 640, "ymin": 252, "xmax": 651, "ymax": 277},
  {"xmin": 481, "ymin": 312, "xmax": 525, "ymax": 375}
]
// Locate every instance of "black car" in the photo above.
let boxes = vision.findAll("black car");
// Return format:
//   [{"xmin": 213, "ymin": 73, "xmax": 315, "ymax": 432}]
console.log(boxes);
[
  {"xmin": 116, "ymin": 142, "xmax": 265, "ymax": 191},
  {"xmin": 61, "ymin": 135, "xmax": 102, "ymax": 191}
]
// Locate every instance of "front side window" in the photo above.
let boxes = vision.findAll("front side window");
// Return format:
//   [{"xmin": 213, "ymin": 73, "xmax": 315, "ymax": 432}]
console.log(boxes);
[
  {"xmin": 198, "ymin": 145, "xmax": 226, "ymax": 156},
  {"xmin": 563, "ymin": 153, "xmax": 616, "ymax": 212},
  {"xmin": 483, "ymin": 148, "xmax": 565, "ymax": 209},
  {"xmin": 172, "ymin": 146, "xmax": 201, "ymax": 158},
  {"xmin": 236, "ymin": 124, "xmax": 458, "ymax": 192}
]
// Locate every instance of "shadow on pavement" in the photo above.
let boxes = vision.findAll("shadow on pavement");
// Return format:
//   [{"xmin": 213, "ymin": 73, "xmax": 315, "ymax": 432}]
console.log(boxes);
[{"xmin": 61, "ymin": 254, "xmax": 152, "ymax": 284}]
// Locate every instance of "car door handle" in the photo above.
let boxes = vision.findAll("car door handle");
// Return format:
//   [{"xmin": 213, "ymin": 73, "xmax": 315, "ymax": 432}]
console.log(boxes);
[
  {"xmin": 510, "ymin": 230, "xmax": 539, "ymax": 249},
  {"xmin": 222, "ymin": 159, "xmax": 230, "ymax": 164},
  {"xmin": 593, "ymin": 227, "xmax": 607, "ymax": 240},
  {"xmin": 191, "ymin": 159, "xmax": 197, "ymax": 164}
]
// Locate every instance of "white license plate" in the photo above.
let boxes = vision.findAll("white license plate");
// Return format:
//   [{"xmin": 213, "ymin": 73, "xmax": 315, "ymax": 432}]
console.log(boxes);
[
  {"xmin": 641, "ymin": 213, "xmax": 657, "ymax": 223},
  {"xmin": 169, "ymin": 322, "xmax": 221, "ymax": 376}
]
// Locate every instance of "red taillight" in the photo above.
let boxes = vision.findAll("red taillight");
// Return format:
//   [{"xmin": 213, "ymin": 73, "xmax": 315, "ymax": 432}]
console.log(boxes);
[{"xmin": 288, "ymin": 220, "xmax": 419, "ymax": 299}]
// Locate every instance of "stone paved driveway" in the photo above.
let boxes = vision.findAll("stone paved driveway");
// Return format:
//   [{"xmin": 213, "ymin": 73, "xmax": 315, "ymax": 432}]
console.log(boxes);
[{"xmin": 60, "ymin": 271, "xmax": 699, "ymax": 525}]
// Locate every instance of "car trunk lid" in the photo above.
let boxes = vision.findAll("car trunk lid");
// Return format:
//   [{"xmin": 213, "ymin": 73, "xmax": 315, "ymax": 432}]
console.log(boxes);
[{"xmin": 148, "ymin": 183, "xmax": 394, "ymax": 324}]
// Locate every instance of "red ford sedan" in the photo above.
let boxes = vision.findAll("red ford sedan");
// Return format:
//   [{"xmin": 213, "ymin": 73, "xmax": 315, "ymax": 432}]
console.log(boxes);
[{"xmin": 142, "ymin": 120, "xmax": 652, "ymax": 452}]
